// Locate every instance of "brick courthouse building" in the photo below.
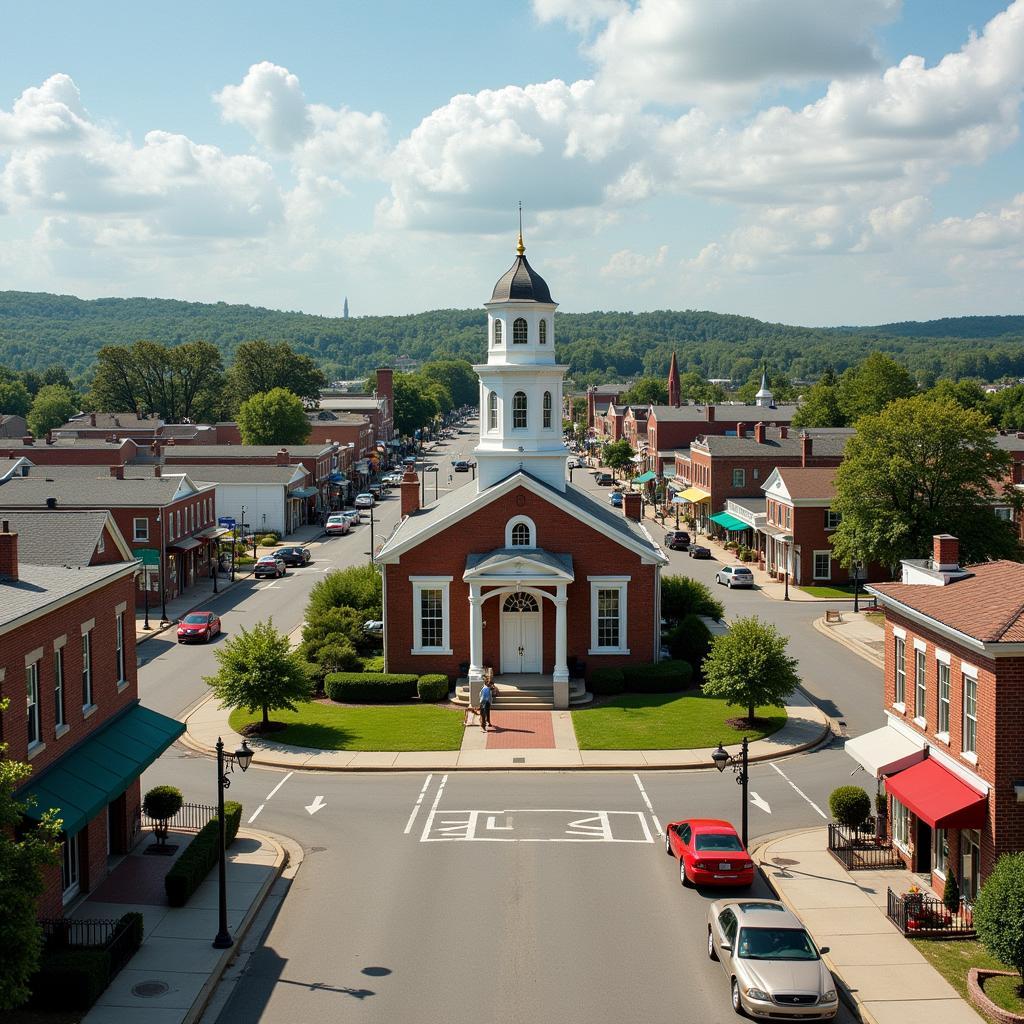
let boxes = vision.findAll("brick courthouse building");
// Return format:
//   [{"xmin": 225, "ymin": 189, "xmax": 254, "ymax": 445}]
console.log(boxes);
[{"xmin": 377, "ymin": 236, "xmax": 667, "ymax": 708}]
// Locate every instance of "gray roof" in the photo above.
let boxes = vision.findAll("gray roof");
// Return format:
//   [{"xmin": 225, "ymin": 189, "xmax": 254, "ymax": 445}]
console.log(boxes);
[
  {"xmin": 649, "ymin": 404, "xmax": 799, "ymax": 423},
  {"xmin": 694, "ymin": 430, "xmax": 850, "ymax": 458},
  {"xmin": 1, "ymin": 562, "xmax": 136, "ymax": 632},
  {"xmin": 0, "ymin": 472, "xmax": 198, "ymax": 506},
  {"xmin": 466, "ymin": 548, "xmax": 573, "ymax": 575},
  {"xmin": 0, "ymin": 510, "xmax": 113, "ymax": 566},
  {"xmin": 62, "ymin": 412, "xmax": 158, "ymax": 430},
  {"xmin": 46, "ymin": 437, "xmax": 139, "ymax": 449},
  {"xmin": 163, "ymin": 443, "xmax": 333, "ymax": 458},
  {"xmin": 318, "ymin": 397, "xmax": 385, "ymax": 412},
  {"xmin": 308, "ymin": 409, "xmax": 371, "ymax": 424},
  {"xmin": 148, "ymin": 464, "xmax": 305, "ymax": 486},
  {"xmin": 728, "ymin": 497, "xmax": 766, "ymax": 514},
  {"xmin": 0, "ymin": 458, "xmax": 28, "ymax": 480},
  {"xmin": 995, "ymin": 432, "xmax": 1024, "ymax": 451},
  {"xmin": 489, "ymin": 253, "xmax": 553, "ymax": 304}
]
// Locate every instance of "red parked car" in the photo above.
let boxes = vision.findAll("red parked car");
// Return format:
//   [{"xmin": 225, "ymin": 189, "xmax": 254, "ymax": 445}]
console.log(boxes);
[
  {"xmin": 665, "ymin": 818, "xmax": 754, "ymax": 887},
  {"xmin": 176, "ymin": 611, "xmax": 221, "ymax": 644}
]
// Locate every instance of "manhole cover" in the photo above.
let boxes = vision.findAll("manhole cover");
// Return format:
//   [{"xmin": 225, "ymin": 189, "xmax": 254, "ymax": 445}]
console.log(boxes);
[{"xmin": 132, "ymin": 981, "xmax": 170, "ymax": 998}]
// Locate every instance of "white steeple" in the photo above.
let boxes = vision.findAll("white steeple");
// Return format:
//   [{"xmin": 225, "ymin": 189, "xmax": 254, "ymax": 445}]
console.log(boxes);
[
  {"xmin": 755, "ymin": 366, "xmax": 774, "ymax": 408},
  {"xmin": 474, "ymin": 224, "xmax": 569, "ymax": 493}
]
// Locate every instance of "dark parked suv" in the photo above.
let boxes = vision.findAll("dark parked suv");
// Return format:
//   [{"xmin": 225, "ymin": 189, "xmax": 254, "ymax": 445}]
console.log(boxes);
[{"xmin": 664, "ymin": 530, "xmax": 691, "ymax": 550}]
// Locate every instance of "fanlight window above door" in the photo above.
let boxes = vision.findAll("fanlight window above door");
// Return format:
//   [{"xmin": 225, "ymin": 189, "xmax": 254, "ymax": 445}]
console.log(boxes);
[{"xmin": 503, "ymin": 592, "xmax": 539, "ymax": 613}]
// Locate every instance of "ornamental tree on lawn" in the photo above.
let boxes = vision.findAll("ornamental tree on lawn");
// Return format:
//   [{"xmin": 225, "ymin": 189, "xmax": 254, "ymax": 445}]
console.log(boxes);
[
  {"xmin": 701, "ymin": 616, "xmax": 799, "ymax": 724},
  {"xmin": 974, "ymin": 852, "xmax": 1024, "ymax": 980},
  {"xmin": 237, "ymin": 387, "xmax": 311, "ymax": 445},
  {"xmin": 204, "ymin": 620, "xmax": 313, "ymax": 731}
]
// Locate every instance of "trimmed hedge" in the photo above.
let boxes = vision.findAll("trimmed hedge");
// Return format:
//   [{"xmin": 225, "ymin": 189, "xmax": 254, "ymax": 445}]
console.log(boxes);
[
  {"xmin": 165, "ymin": 801, "xmax": 243, "ymax": 907},
  {"xmin": 360, "ymin": 655, "xmax": 385, "ymax": 672},
  {"xmin": 623, "ymin": 660, "xmax": 694, "ymax": 693},
  {"xmin": 324, "ymin": 672, "xmax": 418, "ymax": 703},
  {"xmin": 589, "ymin": 667, "xmax": 626, "ymax": 695},
  {"xmin": 829, "ymin": 786, "xmax": 871, "ymax": 828},
  {"xmin": 417, "ymin": 674, "xmax": 450, "ymax": 702}
]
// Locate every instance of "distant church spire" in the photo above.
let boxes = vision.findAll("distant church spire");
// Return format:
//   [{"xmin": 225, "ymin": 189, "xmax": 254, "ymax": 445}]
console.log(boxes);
[
  {"xmin": 755, "ymin": 363, "xmax": 774, "ymax": 408},
  {"xmin": 667, "ymin": 350, "xmax": 681, "ymax": 408},
  {"xmin": 343, "ymin": 296, "xmax": 349, "ymax": 319}
]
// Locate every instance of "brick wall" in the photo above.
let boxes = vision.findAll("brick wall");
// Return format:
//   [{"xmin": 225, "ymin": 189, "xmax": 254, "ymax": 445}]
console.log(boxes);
[
  {"xmin": 385, "ymin": 485, "xmax": 657, "ymax": 679},
  {"xmin": 0, "ymin": 440, "xmax": 139, "ymax": 465}
]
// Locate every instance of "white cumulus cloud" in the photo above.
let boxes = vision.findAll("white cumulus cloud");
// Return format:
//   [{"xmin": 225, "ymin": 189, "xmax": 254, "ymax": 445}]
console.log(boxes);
[{"xmin": 214, "ymin": 61, "xmax": 312, "ymax": 151}]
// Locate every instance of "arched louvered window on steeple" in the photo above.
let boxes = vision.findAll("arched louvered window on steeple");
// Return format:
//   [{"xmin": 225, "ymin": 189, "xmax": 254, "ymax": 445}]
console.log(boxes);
[
  {"xmin": 488, "ymin": 391, "xmax": 498, "ymax": 431},
  {"xmin": 493, "ymin": 318, "xmax": 503, "ymax": 345},
  {"xmin": 513, "ymin": 317, "xmax": 528, "ymax": 344},
  {"xmin": 539, "ymin": 319, "xmax": 547, "ymax": 344},
  {"xmin": 543, "ymin": 391, "xmax": 552, "ymax": 429},
  {"xmin": 513, "ymin": 391, "xmax": 527, "ymax": 428}
]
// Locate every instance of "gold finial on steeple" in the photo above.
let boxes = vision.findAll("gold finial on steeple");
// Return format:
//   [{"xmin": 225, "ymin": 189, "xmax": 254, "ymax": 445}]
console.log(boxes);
[{"xmin": 517, "ymin": 200, "xmax": 525, "ymax": 255}]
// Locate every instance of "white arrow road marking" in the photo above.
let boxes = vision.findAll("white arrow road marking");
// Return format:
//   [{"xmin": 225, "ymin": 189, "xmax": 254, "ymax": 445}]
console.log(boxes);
[
  {"xmin": 770, "ymin": 762, "xmax": 828, "ymax": 819},
  {"xmin": 305, "ymin": 794, "xmax": 327, "ymax": 815},
  {"xmin": 749, "ymin": 792, "xmax": 772, "ymax": 814}
]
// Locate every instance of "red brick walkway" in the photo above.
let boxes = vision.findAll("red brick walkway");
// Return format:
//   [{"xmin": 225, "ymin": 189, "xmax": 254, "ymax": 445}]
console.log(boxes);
[{"xmin": 484, "ymin": 711, "xmax": 556, "ymax": 749}]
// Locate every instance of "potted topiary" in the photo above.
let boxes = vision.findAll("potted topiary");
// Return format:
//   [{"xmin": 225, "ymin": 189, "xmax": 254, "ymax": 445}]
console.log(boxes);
[
  {"xmin": 829, "ymin": 785, "xmax": 872, "ymax": 830},
  {"xmin": 143, "ymin": 785, "xmax": 183, "ymax": 854}
]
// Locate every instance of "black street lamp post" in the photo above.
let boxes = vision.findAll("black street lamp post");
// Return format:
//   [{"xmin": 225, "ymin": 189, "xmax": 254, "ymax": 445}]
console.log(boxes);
[
  {"xmin": 143, "ymin": 569, "xmax": 151, "ymax": 630},
  {"xmin": 211, "ymin": 558, "xmax": 218, "ymax": 595},
  {"xmin": 853, "ymin": 557, "xmax": 862, "ymax": 613},
  {"xmin": 783, "ymin": 541, "xmax": 790, "ymax": 601},
  {"xmin": 368, "ymin": 503, "xmax": 375, "ymax": 565},
  {"xmin": 213, "ymin": 736, "xmax": 254, "ymax": 949},
  {"xmin": 712, "ymin": 737, "xmax": 750, "ymax": 848}
]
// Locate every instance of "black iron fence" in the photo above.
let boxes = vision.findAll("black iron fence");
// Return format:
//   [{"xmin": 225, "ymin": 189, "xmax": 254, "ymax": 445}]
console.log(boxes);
[
  {"xmin": 139, "ymin": 801, "xmax": 218, "ymax": 835},
  {"xmin": 886, "ymin": 887, "xmax": 975, "ymax": 938},
  {"xmin": 40, "ymin": 917, "xmax": 117, "ymax": 948},
  {"xmin": 38, "ymin": 914, "xmax": 143, "ymax": 998},
  {"xmin": 827, "ymin": 822, "xmax": 905, "ymax": 871}
]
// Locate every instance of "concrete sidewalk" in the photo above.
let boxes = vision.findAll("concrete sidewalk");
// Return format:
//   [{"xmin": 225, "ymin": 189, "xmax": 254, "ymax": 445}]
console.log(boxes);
[
  {"xmin": 179, "ymin": 687, "xmax": 831, "ymax": 771},
  {"xmin": 753, "ymin": 828, "xmax": 982, "ymax": 1024},
  {"xmin": 75, "ymin": 828, "xmax": 292, "ymax": 1024},
  {"xmin": 814, "ymin": 611, "xmax": 885, "ymax": 669}
]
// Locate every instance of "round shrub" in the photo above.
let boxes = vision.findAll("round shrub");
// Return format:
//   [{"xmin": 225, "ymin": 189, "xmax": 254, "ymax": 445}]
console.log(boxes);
[
  {"xmin": 417, "ymin": 674, "xmax": 450, "ymax": 702},
  {"xmin": 260, "ymin": 534, "xmax": 279, "ymax": 546},
  {"xmin": 974, "ymin": 852, "xmax": 1024, "ymax": 977},
  {"xmin": 828, "ymin": 785, "xmax": 872, "ymax": 827},
  {"xmin": 313, "ymin": 639, "xmax": 361, "ymax": 674},
  {"xmin": 624, "ymin": 660, "xmax": 694, "ymax": 693},
  {"xmin": 144, "ymin": 785, "xmax": 183, "ymax": 821},
  {"xmin": 324, "ymin": 672, "xmax": 418, "ymax": 703},
  {"xmin": 360, "ymin": 655, "xmax": 385, "ymax": 673},
  {"xmin": 589, "ymin": 667, "xmax": 625, "ymax": 695},
  {"xmin": 666, "ymin": 615, "xmax": 713, "ymax": 677}
]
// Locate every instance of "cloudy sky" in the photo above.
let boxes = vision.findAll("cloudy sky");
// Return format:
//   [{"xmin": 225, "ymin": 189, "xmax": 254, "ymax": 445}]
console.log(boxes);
[{"xmin": 1, "ymin": 0, "xmax": 1022, "ymax": 325}]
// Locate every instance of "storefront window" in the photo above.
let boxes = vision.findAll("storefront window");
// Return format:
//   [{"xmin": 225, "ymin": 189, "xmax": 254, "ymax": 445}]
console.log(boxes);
[{"xmin": 891, "ymin": 796, "xmax": 911, "ymax": 851}]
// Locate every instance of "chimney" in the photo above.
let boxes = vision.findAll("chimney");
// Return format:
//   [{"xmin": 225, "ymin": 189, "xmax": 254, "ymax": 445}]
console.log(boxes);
[
  {"xmin": 705, "ymin": 405, "xmax": 715, "ymax": 422},
  {"xmin": 276, "ymin": 448, "xmax": 290, "ymax": 466},
  {"xmin": 22, "ymin": 434, "xmax": 34, "ymax": 446},
  {"xmin": 0, "ymin": 520, "xmax": 17, "ymax": 582},
  {"xmin": 735, "ymin": 422, "xmax": 746, "ymax": 439},
  {"xmin": 89, "ymin": 413, "xmax": 97, "ymax": 427},
  {"xmin": 375, "ymin": 367, "xmax": 394, "ymax": 409},
  {"xmin": 110, "ymin": 465, "xmax": 124, "ymax": 479},
  {"xmin": 933, "ymin": 534, "xmax": 960, "ymax": 571},
  {"xmin": 154, "ymin": 465, "xmax": 162, "ymax": 478},
  {"xmin": 800, "ymin": 432, "xmax": 812, "ymax": 467},
  {"xmin": 46, "ymin": 429, "xmax": 53, "ymax": 445},
  {"xmin": 400, "ymin": 465, "xmax": 420, "ymax": 517},
  {"xmin": 754, "ymin": 422, "xmax": 766, "ymax": 444},
  {"xmin": 622, "ymin": 491, "xmax": 642, "ymax": 522},
  {"xmin": 779, "ymin": 424, "xmax": 788, "ymax": 439}
]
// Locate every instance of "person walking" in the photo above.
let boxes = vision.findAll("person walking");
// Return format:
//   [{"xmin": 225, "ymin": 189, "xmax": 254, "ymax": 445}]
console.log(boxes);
[{"xmin": 479, "ymin": 680, "xmax": 493, "ymax": 732}]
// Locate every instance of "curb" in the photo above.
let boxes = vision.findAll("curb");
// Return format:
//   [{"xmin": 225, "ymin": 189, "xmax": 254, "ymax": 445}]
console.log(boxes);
[
  {"xmin": 181, "ymin": 827, "xmax": 291, "ymax": 1024},
  {"xmin": 178, "ymin": 694, "xmax": 833, "ymax": 773},
  {"xmin": 137, "ymin": 568, "xmax": 255, "ymax": 646},
  {"xmin": 812, "ymin": 615, "xmax": 884, "ymax": 669},
  {"xmin": 750, "ymin": 827, "xmax": 873, "ymax": 1024}
]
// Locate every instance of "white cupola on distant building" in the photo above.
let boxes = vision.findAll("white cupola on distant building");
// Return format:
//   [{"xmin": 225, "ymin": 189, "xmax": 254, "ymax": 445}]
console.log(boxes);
[
  {"xmin": 755, "ymin": 367, "xmax": 774, "ymax": 408},
  {"xmin": 474, "ymin": 227, "xmax": 569, "ymax": 492}
]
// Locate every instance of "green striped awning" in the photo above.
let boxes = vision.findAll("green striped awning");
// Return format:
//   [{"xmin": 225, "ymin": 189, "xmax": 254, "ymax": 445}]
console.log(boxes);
[
  {"xmin": 632, "ymin": 471, "xmax": 656, "ymax": 484},
  {"xmin": 18, "ymin": 704, "xmax": 185, "ymax": 836},
  {"xmin": 710, "ymin": 511, "xmax": 750, "ymax": 532}
]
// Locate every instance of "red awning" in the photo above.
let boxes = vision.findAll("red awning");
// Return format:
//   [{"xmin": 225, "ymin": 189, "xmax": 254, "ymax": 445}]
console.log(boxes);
[{"xmin": 885, "ymin": 757, "xmax": 987, "ymax": 829}]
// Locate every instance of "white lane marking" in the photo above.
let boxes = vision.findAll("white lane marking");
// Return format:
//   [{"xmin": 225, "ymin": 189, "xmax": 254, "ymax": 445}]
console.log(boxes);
[
  {"xmin": 403, "ymin": 774, "xmax": 434, "ymax": 835},
  {"xmin": 633, "ymin": 773, "xmax": 663, "ymax": 836},
  {"xmin": 486, "ymin": 815, "xmax": 514, "ymax": 831},
  {"xmin": 770, "ymin": 762, "xmax": 828, "ymax": 819},
  {"xmin": 421, "ymin": 808, "xmax": 654, "ymax": 843},
  {"xmin": 419, "ymin": 773, "xmax": 449, "ymax": 842},
  {"xmin": 247, "ymin": 804, "xmax": 265, "ymax": 823},
  {"xmin": 749, "ymin": 792, "xmax": 772, "ymax": 814},
  {"xmin": 305, "ymin": 794, "xmax": 327, "ymax": 815},
  {"xmin": 266, "ymin": 771, "xmax": 293, "ymax": 801}
]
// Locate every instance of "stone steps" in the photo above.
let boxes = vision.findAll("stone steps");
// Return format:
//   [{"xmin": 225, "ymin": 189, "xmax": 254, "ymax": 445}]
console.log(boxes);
[{"xmin": 453, "ymin": 678, "xmax": 592, "ymax": 709}]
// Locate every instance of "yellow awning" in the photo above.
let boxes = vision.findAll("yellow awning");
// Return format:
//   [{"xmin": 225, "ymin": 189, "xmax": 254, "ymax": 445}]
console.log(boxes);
[{"xmin": 677, "ymin": 486, "xmax": 711, "ymax": 504}]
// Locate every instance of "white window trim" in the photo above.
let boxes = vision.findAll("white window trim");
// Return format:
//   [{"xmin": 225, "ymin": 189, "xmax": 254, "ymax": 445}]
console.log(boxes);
[
  {"xmin": 913, "ymin": 637, "xmax": 927, "ymax": 653},
  {"xmin": 935, "ymin": 648, "xmax": 951, "ymax": 665},
  {"xmin": 732, "ymin": 468, "xmax": 745, "ymax": 487},
  {"xmin": 588, "ymin": 575, "xmax": 631, "ymax": 655},
  {"xmin": 812, "ymin": 550, "xmax": 832, "ymax": 581},
  {"xmin": 824, "ymin": 510, "xmax": 841, "ymax": 531},
  {"xmin": 27, "ymin": 659, "xmax": 42, "ymax": 750},
  {"xmin": 961, "ymin": 662, "xmax": 978, "ymax": 679},
  {"xmin": 890, "ymin": 796, "xmax": 911, "ymax": 854},
  {"xmin": 505, "ymin": 515, "xmax": 536, "ymax": 549},
  {"xmin": 133, "ymin": 517, "xmax": 148, "ymax": 542},
  {"xmin": 410, "ymin": 576, "xmax": 453, "ymax": 655},
  {"xmin": 892, "ymin": 626, "xmax": 907, "ymax": 640}
]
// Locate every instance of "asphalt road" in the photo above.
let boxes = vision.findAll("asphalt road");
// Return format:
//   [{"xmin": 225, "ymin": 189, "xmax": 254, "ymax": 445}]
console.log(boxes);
[{"xmin": 134, "ymin": 425, "xmax": 869, "ymax": 1024}]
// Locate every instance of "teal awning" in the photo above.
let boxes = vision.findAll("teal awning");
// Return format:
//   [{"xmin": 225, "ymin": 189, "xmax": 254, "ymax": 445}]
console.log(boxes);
[
  {"xmin": 290, "ymin": 486, "xmax": 319, "ymax": 499},
  {"xmin": 19, "ymin": 704, "xmax": 185, "ymax": 836},
  {"xmin": 632, "ymin": 471, "xmax": 656, "ymax": 484},
  {"xmin": 710, "ymin": 511, "xmax": 750, "ymax": 532}
]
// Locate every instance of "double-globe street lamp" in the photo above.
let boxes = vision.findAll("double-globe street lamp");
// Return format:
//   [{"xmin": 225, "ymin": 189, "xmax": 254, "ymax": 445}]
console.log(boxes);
[
  {"xmin": 711, "ymin": 737, "xmax": 750, "ymax": 849},
  {"xmin": 213, "ymin": 736, "xmax": 254, "ymax": 949}
]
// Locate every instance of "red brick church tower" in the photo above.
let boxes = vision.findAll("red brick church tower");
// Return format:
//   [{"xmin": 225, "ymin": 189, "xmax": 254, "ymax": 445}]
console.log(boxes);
[{"xmin": 375, "ymin": 230, "xmax": 666, "ymax": 708}]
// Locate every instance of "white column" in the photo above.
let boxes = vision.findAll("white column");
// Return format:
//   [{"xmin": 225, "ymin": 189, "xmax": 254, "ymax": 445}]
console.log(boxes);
[
  {"xmin": 553, "ymin": 585, "xmax": 569, "ymax": 709},
  {"xmin": 468, "ymin": 585, "xmax": 484, "ymax": 706}
]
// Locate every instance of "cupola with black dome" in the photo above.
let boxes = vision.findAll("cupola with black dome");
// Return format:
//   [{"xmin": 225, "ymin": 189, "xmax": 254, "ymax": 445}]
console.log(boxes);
[{"xmin": 489, "ymin": 232, "xmax": 554, "ymax": 304}]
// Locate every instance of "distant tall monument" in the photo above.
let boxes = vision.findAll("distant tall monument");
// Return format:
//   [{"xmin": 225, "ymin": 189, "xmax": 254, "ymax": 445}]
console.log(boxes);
[{"xmin": 343, "ymin": 297, "xmax": 350, "ymax": 319}]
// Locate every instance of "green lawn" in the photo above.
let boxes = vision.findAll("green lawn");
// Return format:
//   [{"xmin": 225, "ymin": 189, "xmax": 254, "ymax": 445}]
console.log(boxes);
[
  {"xmin": 228, "ymin": 702, "xmax": 465, "ymax": 751},
  {"xmin": 571, "ymin": 693, "xmax": 787, "ymax": 750},
  {"xmin": 909, "ymin": 939, "xmax": 1023, "ymax": 1021},
  {"xmin": 864, "ymin": 610, "xmax": 885, "ymax": 628},
  {"xmin": 798, "ymin": 583, "xmax": 861, "ymax": 599}
]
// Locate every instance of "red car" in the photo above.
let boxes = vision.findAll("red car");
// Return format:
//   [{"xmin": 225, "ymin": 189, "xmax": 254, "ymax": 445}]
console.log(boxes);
[
  {"xmin": 176, "ymin": 611, "xmax": 221, "ymax": 644},
  {"xmin": 665, "ymin": 818, "xmax": 754, "ymax": 887}
]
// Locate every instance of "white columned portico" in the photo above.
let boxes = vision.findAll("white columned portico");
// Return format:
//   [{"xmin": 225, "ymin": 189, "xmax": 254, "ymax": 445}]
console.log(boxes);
[
  {"xmin": 552, "ymin": 584, "xmax": 569, "ymax": 710},
  {"xmin": 468, "ymin": 584, "xmax": 484, "ymax": 706}
]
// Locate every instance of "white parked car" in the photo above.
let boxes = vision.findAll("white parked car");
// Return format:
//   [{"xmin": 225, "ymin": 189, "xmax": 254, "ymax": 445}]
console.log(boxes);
[
  {"xmin": 716, "ymin": 565, "xmax": 755, "ymax": 589},
  {"xmin": 354, "ymin": 492, "xmax": 375, "ymax": 508}
]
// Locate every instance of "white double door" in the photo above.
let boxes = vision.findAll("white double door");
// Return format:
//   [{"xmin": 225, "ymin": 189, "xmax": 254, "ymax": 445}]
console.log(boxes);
[{"xmin": 500, "ymin": 591, "xmax": 542, "ymax": 674}]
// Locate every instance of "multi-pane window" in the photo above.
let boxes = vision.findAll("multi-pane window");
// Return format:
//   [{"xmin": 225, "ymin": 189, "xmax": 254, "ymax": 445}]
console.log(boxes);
[
  {"xmin": 732, "ymin": 468, "xmax": 745, "ymax": 487},
  {"xmin": 937, "ymin": 661, "xmax": 950, "ymax": 734},
  {"xmin": 512, "ymin": 392, "xmax": 527, "ymax": 429},
  {"xmin": 596, "ymin": 589, "xmax": 621, "ymax": 649},
  {"xmin": 543, "ymin": 391, "xmax": 552, "ymax": 429},
  {"xmin": 27, "ymin": 662, "xmax": 40, "ymax": 745},
  {"xmin": 962, "ymin": 674, "xmax": 977, "ymax": 754},
  {"xmin": 825, "ymin": 510, "xmax": 841, "ymax": 530},
  {"xmin": 813, "ymin": 551, "xmax": 831, "ymax": 580},
  {"xmin": 420, "ymin": 589, "xmax": 444, "ymax": 649},
  {"xmin": 914, "ymin": 649, "xmax": 926, "ymax": 720},
  {"xmin": 893, "ymin": 636, "xmax": 906, "ymax": 704},
  {"xmin": 785, "ymin": 506, "xmax": 791, "ymax": 529},
  {"xmin": 539, "ymin": 319, "xmax": 547, "ymax": 344},
  {"xmin": 513, "ymin": 317, "xmax": 528, "ymax": 344},
  {"xmin": 54, "ymin": 647, "xmax": 66, "ymax": 728},
  {"xmin": 511, "ymin": 522, "xmax": 531, "ymax": 546},
  {"xmin": 82, "ymin": 631, "xmax": 93, "ymax": 707},
  {"xmin": 493, "ymin": 319, "xmax": 503, "ymax": 345},
  {"xmin": 116, "ymin": 613, "xmax": 126, "ymax": 684},
  {"xmin": 133, "ymin": 517, "xmax": 148, "ymax": 541},
  {"xmin": 176, "ymin": 510, "xmax": 181, "ymax": 537},
  {"xmin": 488, "ymin": 392, "xmax": 497, "ymax": 431},
  {"xmin": 932, "ymin": 827, "xmax": 948, "ymax": 878},
  {"xmin": 891, "ymin": 797, "xmax": 910, "ymax": 849},
  {"xmin": 61, "ymin": 832, "xmax": 81, "ymax": 899}
]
